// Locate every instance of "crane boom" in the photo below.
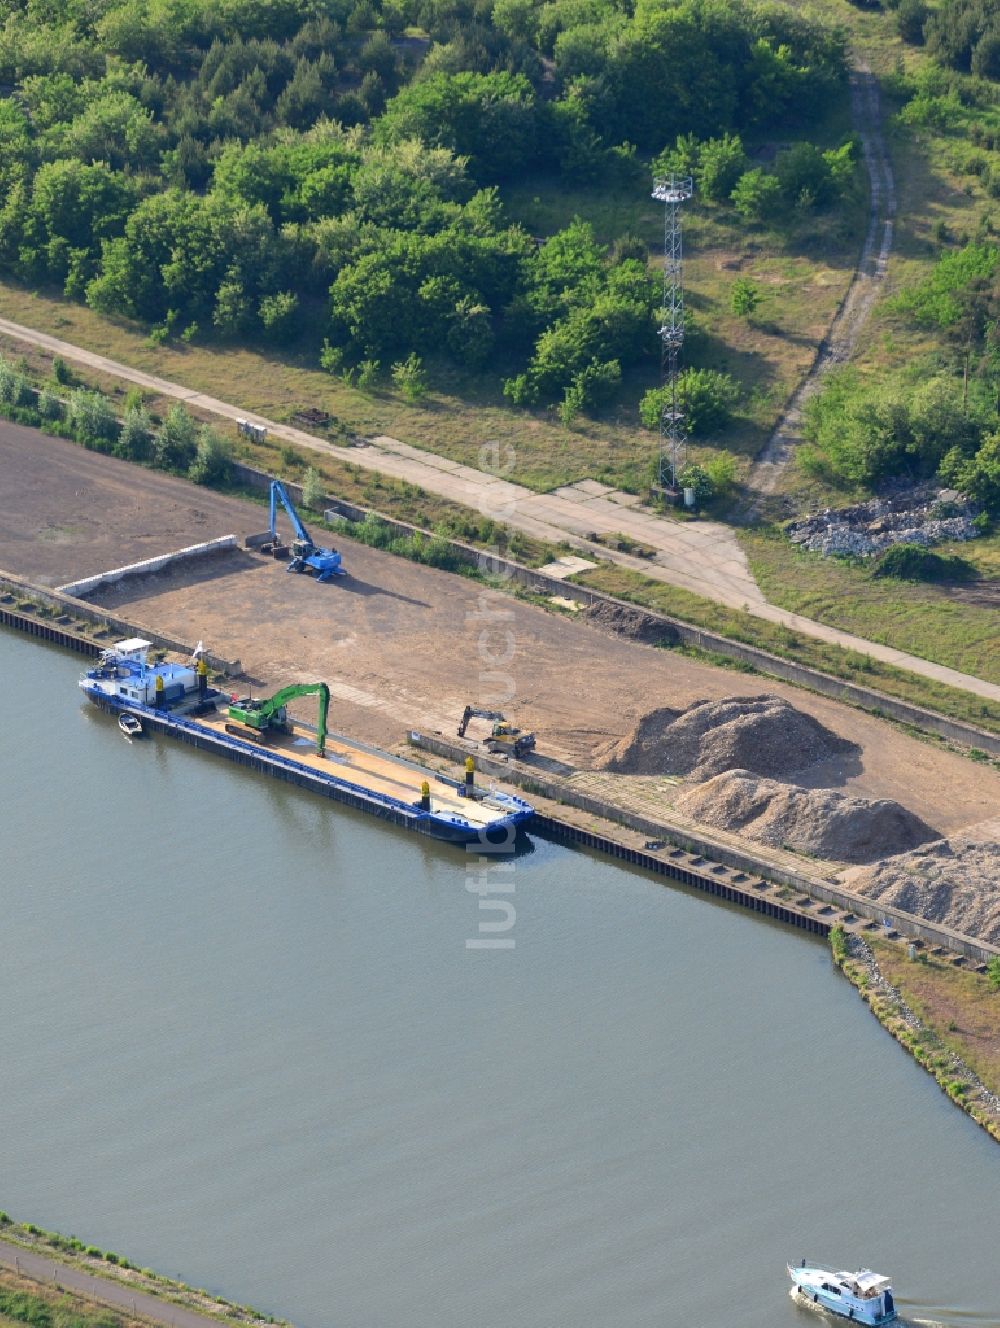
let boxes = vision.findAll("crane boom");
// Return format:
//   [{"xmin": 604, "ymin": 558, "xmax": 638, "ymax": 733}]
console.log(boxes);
[{"xmin": 270, "ymin": 480, "xmax": 312, "ymax": 546}]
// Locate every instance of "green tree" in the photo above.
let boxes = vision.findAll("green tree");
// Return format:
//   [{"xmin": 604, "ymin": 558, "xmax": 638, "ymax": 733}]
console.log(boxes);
[
  {"xmin": 259, "ymin": 290, "xmax": 300, "ymax": 341},
  {"xmin": 940, "ymin": 431, "xmax": 1000, "ymax": 514},
  {"xmin": 695, "ymin": 134, "xmax": 746, "ymax": 203},
  {"xmin": 987, "ymin": 955, "xmax": 1000, "ymax": 990},
  {"xmin": 640, "ymin": 370, "xmax": 738, "ymax": 437},
  {"xmin": 377, "ymin": 71, "xmax": 539, "ymax": 181}
]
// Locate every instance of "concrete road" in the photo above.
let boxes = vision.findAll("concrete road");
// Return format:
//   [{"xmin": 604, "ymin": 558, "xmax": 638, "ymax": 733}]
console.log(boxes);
[
  {"xmin": 0, "ymin": 1238, "xmax": 252, "ymax": 1327},
  {"xmin": 1, "ymin": 315, "xmax": 998, "ymax": 705}
]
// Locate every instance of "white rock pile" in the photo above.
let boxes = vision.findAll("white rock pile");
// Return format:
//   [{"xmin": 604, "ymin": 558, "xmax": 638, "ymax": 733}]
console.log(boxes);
[{"xmin": 787, "ymin": 486, "xmax": 978, "ymax": 557}]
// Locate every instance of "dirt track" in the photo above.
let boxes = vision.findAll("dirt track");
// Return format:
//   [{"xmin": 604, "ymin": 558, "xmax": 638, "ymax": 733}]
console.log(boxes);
[{"xmin": 2, "ymin": 425, "xmax": 997, "ymax": 838}]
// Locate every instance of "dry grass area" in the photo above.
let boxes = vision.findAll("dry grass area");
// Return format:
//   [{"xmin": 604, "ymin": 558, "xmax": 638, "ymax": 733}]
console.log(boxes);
[
  {"xmin": 740, "ymin": 529, "xmax": 1000, "ymax": 686},
  {"xmin": 872, "ymin": 938, "xmax": 1000, "ymax": 1101}
]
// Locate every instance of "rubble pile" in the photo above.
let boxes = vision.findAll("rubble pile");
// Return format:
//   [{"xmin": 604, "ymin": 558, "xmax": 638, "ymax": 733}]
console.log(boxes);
[
  {"xmin": 787, "ymin": 486, "xmax": 978, "ymax": 557},
  {"xmin": 841, "ymin": 820, "xmax": 1000, "ymax": 943}
]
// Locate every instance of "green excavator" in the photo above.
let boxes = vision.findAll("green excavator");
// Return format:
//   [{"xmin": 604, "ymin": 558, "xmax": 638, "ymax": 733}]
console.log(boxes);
[{"xmin": 225, "ymin": 682, "xmax": 330, "ymax": 756}]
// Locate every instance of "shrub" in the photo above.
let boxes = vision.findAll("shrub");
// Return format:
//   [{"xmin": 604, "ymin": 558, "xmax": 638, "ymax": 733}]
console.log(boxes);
[
  {"xmin": 153, "ymin": 403, "xmax": 198, "ymax": 471},
  {"xmin": 259, "ymin": 291, "xmax": 300, "ymax": 342},
  {"xmin": 301, "ymin": 466, "xmax": 326, "ymax": 510},
  {"xmin": 391, "ymin": 352, "xmax": 428, "ymax": 401},
  {"xmin": 731, "ymin": 277, "xmax": 761, "ymax": 319},
  {"xmin": 52, "ymin": 355, "xmax": 72, "ymax": 385},
  {"xmin": 36, "ymin": 389, "xmax": 63, "ymax": 421},
  {"xmin": 897, "ymin": 0, "xmax": 928, "ymax": 44},
  {"xmin": 695, "ymin": 134, "xmax": 746, "ymax": 204},
  {"xmin": 872, "ymin": 542, "xmax": 976, "ymax": 581},
  {"xmin": 115, "ymin": 404, "xmax": 152, "ymax": 461},
  {"xmin": 704, "ymin": 452, "xmax": 738, "ymax": 496},
  {"xmin": 68, "ymin": 389, "xmax": 119, "ymax": 449},
  {"xmin": 677, "ymin": 463, "xmax": 714, "ymax": 501},
  {"xmin": 188, "ymin": 426, "xmax": 231, "ymax": 486},
  {"xmin": 730, "ymin": 168, "xmax": 781, "ymax": 221},
  {"xmin": 987, "ymin": 955, "xmax": 1000, "ymax": 990}
]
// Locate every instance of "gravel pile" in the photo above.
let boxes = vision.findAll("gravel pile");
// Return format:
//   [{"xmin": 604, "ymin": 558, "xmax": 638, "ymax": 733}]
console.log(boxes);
[
  {"xmin": 842, "ymin": 819, "xmax": 1000, "ymax": 943},
  {"xmin": 595, "ymin": 694, "xmax": 857, "ymax": 780},
  {"xmin": 676, "ymin": 770, "xmax": 936, "ymax": 864},
  {"xmin": 787, "ymin": 485, "xmax": 978, "ymax": 557}
]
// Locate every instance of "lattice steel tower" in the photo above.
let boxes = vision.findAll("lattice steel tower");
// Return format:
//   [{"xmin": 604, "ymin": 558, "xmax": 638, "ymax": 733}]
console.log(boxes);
[{"xmin": 652, "ymin": 173, "xmax": 693, "ymax": 489}]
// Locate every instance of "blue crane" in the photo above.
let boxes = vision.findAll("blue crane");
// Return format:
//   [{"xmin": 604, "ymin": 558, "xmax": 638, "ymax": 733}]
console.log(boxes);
[{"xmin": 268, "ymin": 480, "xmax": 345, "ymax": 582}]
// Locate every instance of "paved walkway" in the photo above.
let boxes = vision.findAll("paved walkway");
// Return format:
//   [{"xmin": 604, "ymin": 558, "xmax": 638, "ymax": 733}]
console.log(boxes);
[
  {"xmin": 2, "ymin": 315, "xmax": 998, "ymax": 705},
  {"xmin": 0, "ymin": 1238, "xmax": 240, "ymax": 1327}
]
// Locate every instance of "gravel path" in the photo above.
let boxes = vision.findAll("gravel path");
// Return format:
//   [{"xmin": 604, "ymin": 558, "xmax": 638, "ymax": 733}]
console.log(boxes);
[
  {"xmin": 0, "ymin": 1239, "xmax": 246, "ymax": 1328},
  {"xmin": 745, "ymin": 61, "xmax": 896, "ymax": 507}
]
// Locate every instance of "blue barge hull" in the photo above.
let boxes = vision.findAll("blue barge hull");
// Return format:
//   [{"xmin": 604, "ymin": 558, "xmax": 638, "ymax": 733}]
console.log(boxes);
[{"xmin": 83, "ymin": 687, "xmax": 534, "ymax": 846}]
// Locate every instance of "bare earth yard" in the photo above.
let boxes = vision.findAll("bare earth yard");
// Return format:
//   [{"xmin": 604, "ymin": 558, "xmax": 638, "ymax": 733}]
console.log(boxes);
[{"xmin": 2, "ymin": 424, "xmax": 997, "ymax": 842}]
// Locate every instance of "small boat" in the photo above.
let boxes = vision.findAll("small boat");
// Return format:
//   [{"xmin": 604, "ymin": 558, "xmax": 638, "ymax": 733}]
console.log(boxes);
[
  {"xmin": 788, "ymin": 1262, "xmax": 896, "ymax": 1324},
  {"xmin": 118, "ymin": 712, "xmax": 144, "ymax": 739}
]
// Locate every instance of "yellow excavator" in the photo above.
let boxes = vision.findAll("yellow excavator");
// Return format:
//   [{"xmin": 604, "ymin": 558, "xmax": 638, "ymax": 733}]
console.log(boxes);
[
  {"xmin": 457, "ymin": 705, "xmax": 536, "ymax": 758},
  {"xmin": 226, "ymin": 682, "xmax": 330, "ymax": 756}
]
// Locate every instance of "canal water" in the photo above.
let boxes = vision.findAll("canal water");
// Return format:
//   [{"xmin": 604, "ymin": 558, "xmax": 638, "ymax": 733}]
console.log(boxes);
[{"xmin": 0, "ymin": 629, "xmax": 997, "ymax": 1328}]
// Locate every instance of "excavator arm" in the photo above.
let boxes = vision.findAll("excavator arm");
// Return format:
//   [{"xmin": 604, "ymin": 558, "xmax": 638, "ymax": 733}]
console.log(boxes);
[
  {"xmin": 457, "ymin": 704, "xmax": 505, "ymax": 737},
  {"xmin": 228, "ymin": 682, "xmax": 330, "ymax": 756}
]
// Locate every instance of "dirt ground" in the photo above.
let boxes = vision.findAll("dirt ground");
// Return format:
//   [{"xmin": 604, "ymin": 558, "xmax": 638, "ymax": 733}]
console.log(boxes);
[
  {"xmin": 0, "ymin": 419, "xmax": 262, "ymax": 585},
  {"xmin": 3, "ymin": 423, "xmax": 999, "ymax": 838}
]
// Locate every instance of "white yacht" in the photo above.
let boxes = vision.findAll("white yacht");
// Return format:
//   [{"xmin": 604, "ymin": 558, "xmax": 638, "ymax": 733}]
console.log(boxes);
[{"xmin": 788, "ymin": 1262, "xmax": 896, "ymax": 1323}]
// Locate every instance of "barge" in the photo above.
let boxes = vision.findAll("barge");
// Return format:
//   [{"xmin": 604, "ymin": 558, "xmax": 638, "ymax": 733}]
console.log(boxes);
[{"xmin": 80, "ymin": 640, "xmax": 534, "ymax": 845}]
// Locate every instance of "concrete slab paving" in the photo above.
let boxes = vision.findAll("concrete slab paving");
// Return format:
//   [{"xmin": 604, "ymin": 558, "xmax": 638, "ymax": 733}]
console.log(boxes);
[{"xmin": 537, "ymin": 555, "xmax": 600, "ymax": 579}]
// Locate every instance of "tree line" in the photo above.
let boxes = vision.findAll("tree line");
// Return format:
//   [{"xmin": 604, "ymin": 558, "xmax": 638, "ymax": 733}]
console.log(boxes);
[{"xmin": 0, "ymin": 0, "xmax": 848, "ymax": 415}]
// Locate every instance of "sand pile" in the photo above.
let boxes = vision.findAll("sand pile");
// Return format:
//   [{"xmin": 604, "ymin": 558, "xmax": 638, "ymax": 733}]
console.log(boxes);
[
  {"xmin": 676, "ymin": 771, "xmax": 936, "ymax": 864},
  {"xmin": 841, "ymin": 819, "xmax": 1000, "ymax": 943},
  {"xmin": 595, "ymin": 695, "xmax": 857, "ymax": 780}
]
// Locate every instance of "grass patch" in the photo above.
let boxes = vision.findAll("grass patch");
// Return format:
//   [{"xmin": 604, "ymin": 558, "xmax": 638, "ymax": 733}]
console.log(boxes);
[
  {"xmin": 741, "ymin": 528, "xmax": 1000, "ymax": 684},
  {"xmin": 571, "ymin": 561, "xmax": 1000, "ymax": 733},
  {"xmin": 871, "ymin": 938, "xmax": 1000, "ymax": 1104}
]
